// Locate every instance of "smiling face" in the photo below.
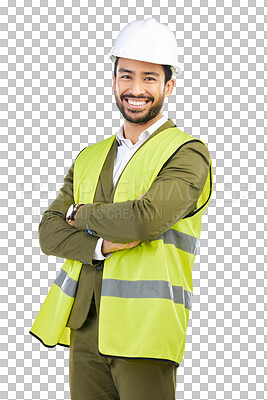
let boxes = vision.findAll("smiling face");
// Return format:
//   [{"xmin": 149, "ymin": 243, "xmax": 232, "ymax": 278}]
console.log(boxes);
[{"xmin": 112, "ymin": 58, "xmax": 175, "ymax": 125}]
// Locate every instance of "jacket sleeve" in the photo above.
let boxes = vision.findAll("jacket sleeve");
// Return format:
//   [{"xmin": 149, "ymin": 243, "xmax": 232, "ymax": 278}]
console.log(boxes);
[
  {"xmin": 38, "ymin": 163, "xmax": 99, "ymax": 265},
  {"xmin": 74, "ymin": 140, "xmax": 211, "ymax": 243}
]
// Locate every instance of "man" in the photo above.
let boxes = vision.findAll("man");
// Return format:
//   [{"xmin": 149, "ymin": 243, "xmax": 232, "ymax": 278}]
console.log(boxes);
[{"xmin": 30, "ymin": 18, "xmax": 213, "ymax": 400}]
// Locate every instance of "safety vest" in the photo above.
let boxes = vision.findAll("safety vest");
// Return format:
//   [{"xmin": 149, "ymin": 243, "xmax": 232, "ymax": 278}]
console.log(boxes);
[{"xmin": 30, "ymin": 126, "xmax": 213, "ymax": 366}]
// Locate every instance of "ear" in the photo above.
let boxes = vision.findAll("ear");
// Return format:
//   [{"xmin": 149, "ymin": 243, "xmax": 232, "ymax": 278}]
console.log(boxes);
[
  {"xmin": 164, "ymin": 78, "xmax": 175, "ymax": 98},
  {"xmin": 112, "ymin": 75, "xmax": 116, "ymax": 93}
]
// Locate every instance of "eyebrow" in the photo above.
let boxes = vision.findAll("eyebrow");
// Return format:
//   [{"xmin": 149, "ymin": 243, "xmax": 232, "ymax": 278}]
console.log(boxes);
[{"xmin": 118, "ymin": 68, "xmax": 160, "ymax": 77}]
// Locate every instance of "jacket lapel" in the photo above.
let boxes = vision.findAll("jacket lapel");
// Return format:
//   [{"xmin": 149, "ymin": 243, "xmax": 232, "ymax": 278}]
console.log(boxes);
[{"xmin": 94, "ymin": 136, "xmax": 118, "ymax": 203}]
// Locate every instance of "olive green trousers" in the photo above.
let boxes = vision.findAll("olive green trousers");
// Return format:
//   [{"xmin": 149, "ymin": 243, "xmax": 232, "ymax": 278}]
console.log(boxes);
[{"xmin": 69, "ymin": 298, "xmax": 178, "ymax": 400}]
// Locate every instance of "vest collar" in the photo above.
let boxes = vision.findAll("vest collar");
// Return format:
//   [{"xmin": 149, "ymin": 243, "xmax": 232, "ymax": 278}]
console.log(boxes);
[
  {"xmin": 97, "ymin": 118, "xmax": 177, "ymax": 203},
  {"xmin": 109, "ymin": 118, "xmax": 177, "ymax": 200}
]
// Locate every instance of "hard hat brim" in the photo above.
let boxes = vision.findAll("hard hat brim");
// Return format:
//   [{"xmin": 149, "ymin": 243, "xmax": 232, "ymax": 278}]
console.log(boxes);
[{"xmin": 108, "ymin": 51, "xmax": 183, "ymax": 76}]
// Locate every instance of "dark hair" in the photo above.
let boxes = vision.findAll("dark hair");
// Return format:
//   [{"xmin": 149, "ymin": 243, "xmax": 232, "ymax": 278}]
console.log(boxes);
[{"xmin": 113, "ymin": 57, "xmax": 173, "ymax": 85}]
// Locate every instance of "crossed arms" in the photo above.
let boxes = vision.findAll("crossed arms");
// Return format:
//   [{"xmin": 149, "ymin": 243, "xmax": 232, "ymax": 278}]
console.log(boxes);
[{"xmin": 38, "ymin": 140, "xmax": 210, "ymax": 265}]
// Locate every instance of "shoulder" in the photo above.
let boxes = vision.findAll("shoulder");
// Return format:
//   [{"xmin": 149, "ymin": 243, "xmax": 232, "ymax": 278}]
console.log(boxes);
[
  {"xmin": 179, "ymin": 139, "xmax": 210, "ymax": 163},
  {"xmin": 163, "ymin": 138, "xmax": 211, "ymax": 170},
  {"xmin": 74, "ymin": 135, "xmax": 117, "ymax": 164},
  {"xmin": 74, "ymin": 146, "xmax": 91, "ymax": 162}
]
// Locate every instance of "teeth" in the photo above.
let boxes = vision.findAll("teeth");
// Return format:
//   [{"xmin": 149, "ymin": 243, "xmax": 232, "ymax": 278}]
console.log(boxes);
[{"xmin": 127, "ymin": 99, "xmax": 147, "ymax": 106}]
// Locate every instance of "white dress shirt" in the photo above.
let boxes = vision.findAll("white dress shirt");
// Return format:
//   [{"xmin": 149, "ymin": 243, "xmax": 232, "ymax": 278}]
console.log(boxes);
[{"xmin": 93, "ymin": 114, "xmax": 168, "ymax": 260}]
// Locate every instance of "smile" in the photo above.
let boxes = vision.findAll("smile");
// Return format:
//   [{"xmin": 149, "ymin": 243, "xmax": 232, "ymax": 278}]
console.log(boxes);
[{"xmin": 124, "ymin": 98, "xmax": 150, "ymax": 110}]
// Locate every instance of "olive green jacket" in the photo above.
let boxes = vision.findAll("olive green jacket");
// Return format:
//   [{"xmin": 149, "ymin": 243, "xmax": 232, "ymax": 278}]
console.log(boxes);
[{"xmin": 38, "ymin": 119, "xmax": 211, "ymax": 329}]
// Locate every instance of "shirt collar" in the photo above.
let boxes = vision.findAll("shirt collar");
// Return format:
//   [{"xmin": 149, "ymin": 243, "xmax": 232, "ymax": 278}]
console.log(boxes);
[{"xmin": 116, "ymin": 115, "xmax": 168, "ymax": 146}]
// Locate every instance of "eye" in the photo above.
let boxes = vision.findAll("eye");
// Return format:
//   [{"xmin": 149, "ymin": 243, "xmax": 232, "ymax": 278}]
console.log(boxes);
[{"xmin": 120, "ymin": 75, "xmax": 155, "ymax": 81}]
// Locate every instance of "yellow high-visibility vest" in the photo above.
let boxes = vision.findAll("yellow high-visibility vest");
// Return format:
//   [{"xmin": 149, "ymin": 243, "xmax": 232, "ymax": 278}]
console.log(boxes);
[{"xmin": 30, "ymin": 126, "xmax": 213, "ymax": 366}]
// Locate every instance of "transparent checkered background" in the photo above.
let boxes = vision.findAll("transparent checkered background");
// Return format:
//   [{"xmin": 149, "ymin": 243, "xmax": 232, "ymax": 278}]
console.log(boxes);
[{"xmin": 1, "ymin": 1, "xmax": 266, "ymax": 399}]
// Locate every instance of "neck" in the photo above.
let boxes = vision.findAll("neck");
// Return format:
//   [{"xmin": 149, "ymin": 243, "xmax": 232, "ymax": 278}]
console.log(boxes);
[{"xmin": 123, "ymin": 113, "xmax": 164, "ymax": 145}]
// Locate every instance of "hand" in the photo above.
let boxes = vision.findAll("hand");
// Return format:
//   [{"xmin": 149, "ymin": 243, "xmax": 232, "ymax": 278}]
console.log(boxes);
[
  {"xmin": 65, "ymin": 204, "xmax": 84, "ymax": 226},
  {"xmin": 102, "ymin": 239, "xmax": 141, "ymax": 255}
]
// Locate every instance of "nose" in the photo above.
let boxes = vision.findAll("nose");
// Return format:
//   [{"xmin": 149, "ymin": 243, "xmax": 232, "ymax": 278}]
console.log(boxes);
[{"xmin": 128, "ymin": 78, "xmax": 146, "ymax": 98}]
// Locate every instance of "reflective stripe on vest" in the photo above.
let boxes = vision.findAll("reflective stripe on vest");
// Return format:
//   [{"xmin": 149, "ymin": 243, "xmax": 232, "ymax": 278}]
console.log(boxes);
[
  {"xmin": 53, "ymin": 268, "xmax": 193, "ymax": 311},
  {"xmin": 101, "ymin": 279, "xmax": 193, "ymax": 311},
  {"xmin": 152, "ymin": 228, "xmax": 200, "ymax": 255},
  {"xmin": 54, "ymin": 268, "xmax": 77, "ymax": 298}
]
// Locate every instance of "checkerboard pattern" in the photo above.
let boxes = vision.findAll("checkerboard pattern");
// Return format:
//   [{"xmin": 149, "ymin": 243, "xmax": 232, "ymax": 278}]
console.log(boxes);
[{"xmin": 1, "ymin": 2, "xmax": 266, "ymax": 399}]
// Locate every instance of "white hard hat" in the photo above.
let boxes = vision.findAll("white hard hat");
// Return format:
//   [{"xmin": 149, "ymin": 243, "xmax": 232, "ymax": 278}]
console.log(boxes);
[{"xmin": 108, "ymin": 18, "xmax": 183, "ymax": 76}]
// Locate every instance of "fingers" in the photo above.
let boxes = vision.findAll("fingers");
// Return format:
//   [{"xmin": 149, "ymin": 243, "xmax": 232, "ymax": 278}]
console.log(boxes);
[{"xmin": 125, "ymin": 241, "xmax": 141, "ymax": 249}]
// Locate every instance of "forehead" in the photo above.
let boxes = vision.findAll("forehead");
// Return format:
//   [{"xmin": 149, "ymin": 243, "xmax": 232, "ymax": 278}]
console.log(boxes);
[{"xmin": 117, "ymin": 58, "xmax": 165, "ymax": 76}]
